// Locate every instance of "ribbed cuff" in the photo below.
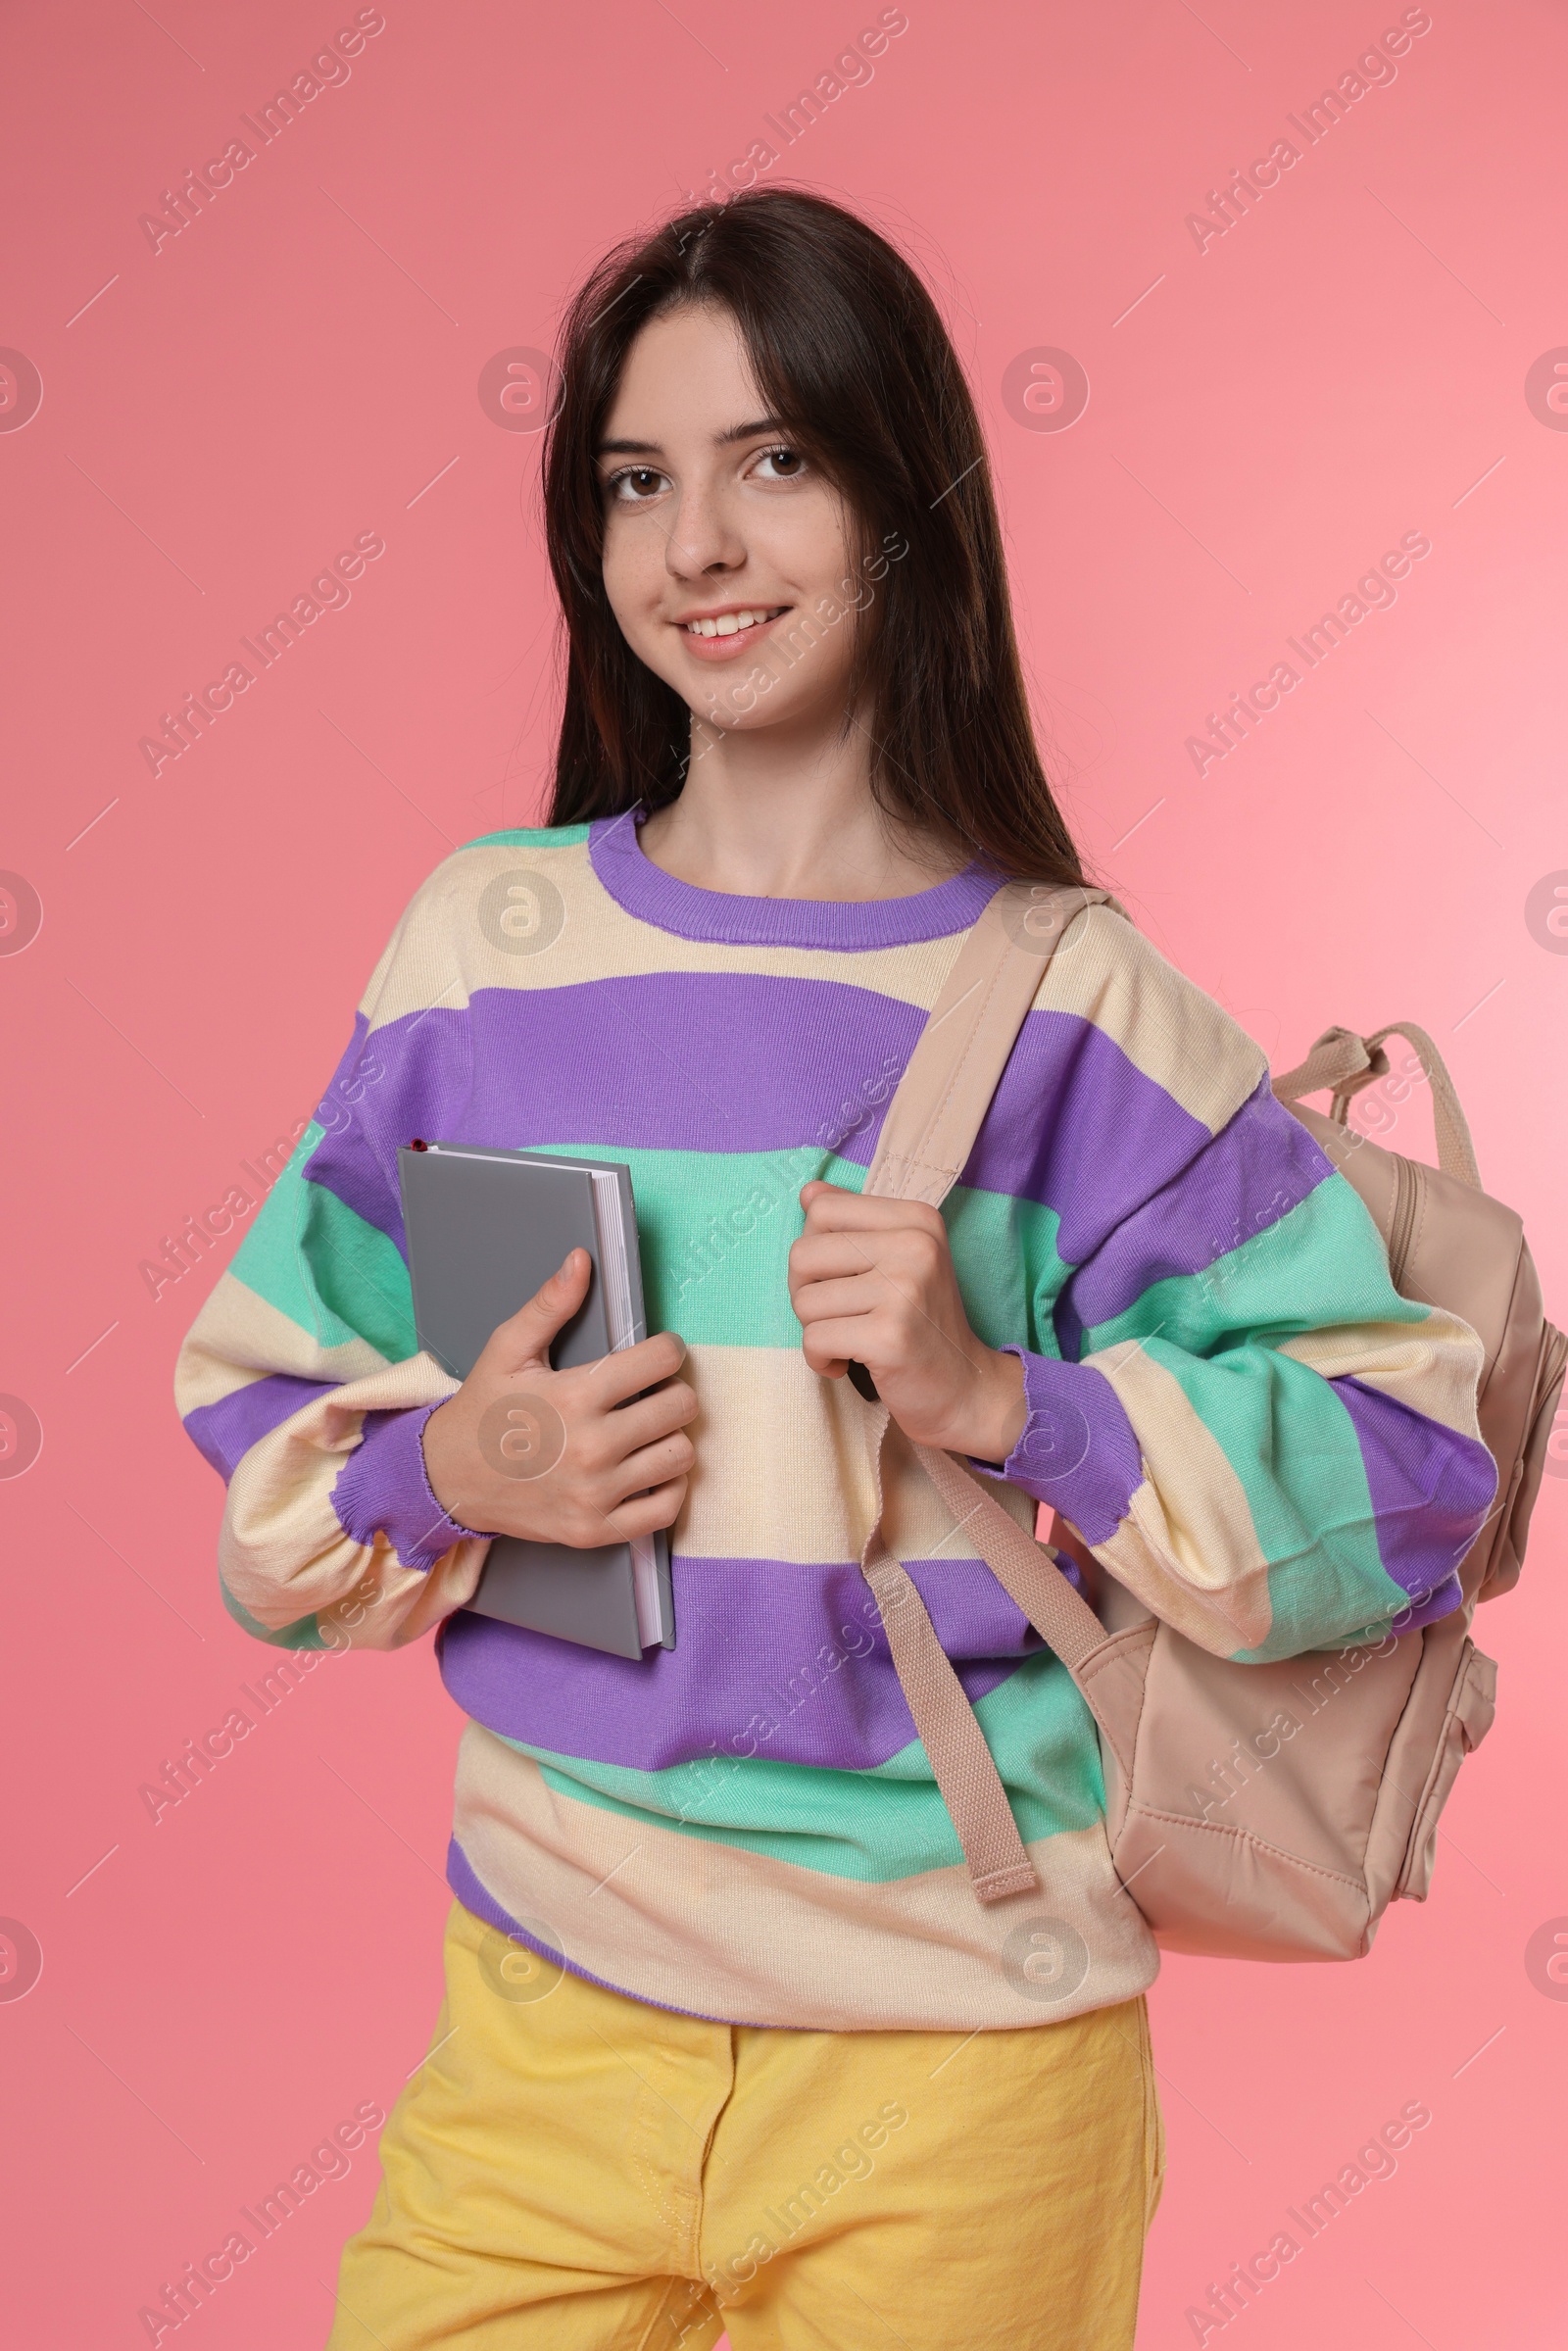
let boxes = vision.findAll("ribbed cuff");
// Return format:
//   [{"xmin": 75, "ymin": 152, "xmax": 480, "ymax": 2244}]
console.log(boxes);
[
  {"xmin": 969, "ymin": 1347, "xmax": 1144, "ymax": 1545},
  {"xmin": 329, "ymin": 1404, "xmax": 482, "ymax": 1573}
]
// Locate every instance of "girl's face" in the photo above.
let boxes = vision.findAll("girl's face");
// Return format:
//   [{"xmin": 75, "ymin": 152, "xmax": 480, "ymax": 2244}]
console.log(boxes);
[{"xmin": 598, "ymin": 304, "xmax": 863, "ymax": 738}]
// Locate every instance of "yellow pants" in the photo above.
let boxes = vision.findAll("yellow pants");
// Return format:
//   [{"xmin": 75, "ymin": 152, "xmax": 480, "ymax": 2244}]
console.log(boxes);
[{"xmin": 326, "ymin": 1901, "xmax": 1164, "ymax": 2351}]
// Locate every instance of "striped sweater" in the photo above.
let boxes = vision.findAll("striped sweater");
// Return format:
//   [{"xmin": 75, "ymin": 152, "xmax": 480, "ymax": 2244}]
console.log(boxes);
[{"xmin": 175, "ymin": 814, "xmax": 1497, "ymax": 2031}]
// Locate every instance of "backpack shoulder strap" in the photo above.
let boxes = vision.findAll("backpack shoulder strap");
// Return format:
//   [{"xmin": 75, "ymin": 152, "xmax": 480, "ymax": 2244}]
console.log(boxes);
[
  {"xmin": 864, "ymin": 880, "xmax": 1122, "ymax": 1206},
  {"xmin": 850, "ymin": 878, "xmax": 1131, "ymax": 1908}
]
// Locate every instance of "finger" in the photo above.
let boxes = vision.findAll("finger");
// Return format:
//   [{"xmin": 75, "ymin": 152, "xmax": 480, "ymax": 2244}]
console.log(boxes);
[
  {"xmin": 600, "ymin": 1476, "xmax": 689, "ymax": 1540},
  {"xmin": 801, "ymin": 1317, "xmax": 882, "ymax": 1373},
  {"xmin": 799, "ymin": 1186, "xmax": 943, "ymax": 1236},
  {"xmin": 592, "ymin": 1380, "xmax": 699, "ymax": 1458},
  {"xmin": 602, "ymin": 1429, "xmax": 697, "ymax": 1499},
  {"xmin": 583, "ymin": 1330, "xmax": 688, "ymax": 1406},
  {"xmin": 482, "ymin": 1249, "xmax": 592, "ymax": 1369},
  {"xmin": 791, "ymin": 1274, "xmax": 881, "ymax": 1326},
  {"xmin": 788, "ymin": 1234, "xmax": 882, "ymax": 1287}
]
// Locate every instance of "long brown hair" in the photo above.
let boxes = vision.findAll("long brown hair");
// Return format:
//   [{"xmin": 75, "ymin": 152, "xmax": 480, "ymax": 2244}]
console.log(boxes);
[{"xmin": 541, "ymin": 185, "xmax": 1085, "ymax": 886}]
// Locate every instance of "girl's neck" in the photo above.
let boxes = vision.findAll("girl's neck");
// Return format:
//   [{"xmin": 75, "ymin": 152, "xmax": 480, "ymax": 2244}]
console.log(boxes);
[{"xmin": 637, "ymin": 711, "xmax": 964, "ymax": 904}]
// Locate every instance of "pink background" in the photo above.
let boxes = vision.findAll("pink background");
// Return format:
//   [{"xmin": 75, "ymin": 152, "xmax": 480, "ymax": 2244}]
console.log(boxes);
[{"xmin": 3, "ymin": 1, "xmax": 1565, "ymax": 2344}]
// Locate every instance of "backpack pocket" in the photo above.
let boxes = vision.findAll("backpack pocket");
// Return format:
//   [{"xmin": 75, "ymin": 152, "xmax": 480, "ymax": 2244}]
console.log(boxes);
[{"xmin": 1396, "ymin": 1639, "xmax": 1497, "ymax": 1901}]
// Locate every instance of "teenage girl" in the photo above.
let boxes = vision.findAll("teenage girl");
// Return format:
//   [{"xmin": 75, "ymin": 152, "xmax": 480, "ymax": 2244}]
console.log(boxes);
[{"xmin": 177, "ymin": 188, "xmax": 1495, "ymax": 2351}]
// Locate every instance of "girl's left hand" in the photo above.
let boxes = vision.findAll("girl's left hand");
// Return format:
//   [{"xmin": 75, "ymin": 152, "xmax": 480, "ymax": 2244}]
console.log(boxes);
[{"xmin": 788, "ymin": 1181, "xmax": 1028, "ymax": 1463}]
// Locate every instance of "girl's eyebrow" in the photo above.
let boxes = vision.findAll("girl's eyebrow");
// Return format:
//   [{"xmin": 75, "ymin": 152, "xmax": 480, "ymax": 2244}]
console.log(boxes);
[{"xmin": 595, "ymin": 416, "xmax": 783, "ymax": 459}]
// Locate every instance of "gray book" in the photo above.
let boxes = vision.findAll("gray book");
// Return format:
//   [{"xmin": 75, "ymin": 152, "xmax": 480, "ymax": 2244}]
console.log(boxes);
[{"xmin": 397, "ymin": 1140, "xmax": 674, "ymax": 1661}]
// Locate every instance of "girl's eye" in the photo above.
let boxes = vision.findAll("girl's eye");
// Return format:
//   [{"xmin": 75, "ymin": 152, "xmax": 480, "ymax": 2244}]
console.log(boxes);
[
  {"xmin": 607, "ymin": 466, "xmax": 669, "ymax": 503},
  {"xmin": 753, "ymin": 445, "xmax": 806, "ymax": 482}
]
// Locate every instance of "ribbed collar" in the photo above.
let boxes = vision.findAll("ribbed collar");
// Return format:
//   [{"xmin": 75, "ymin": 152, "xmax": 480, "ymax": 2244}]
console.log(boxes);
[{"xmin": 588, "ymin": 808, "xmax": 999, "ymax": 951}]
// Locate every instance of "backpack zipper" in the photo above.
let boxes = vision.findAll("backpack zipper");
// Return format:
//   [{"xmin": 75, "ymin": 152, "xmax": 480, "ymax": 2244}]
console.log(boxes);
[{"xmin": 1387, "ymin": 1152, "xmax": 1421, "ymax": 1291}]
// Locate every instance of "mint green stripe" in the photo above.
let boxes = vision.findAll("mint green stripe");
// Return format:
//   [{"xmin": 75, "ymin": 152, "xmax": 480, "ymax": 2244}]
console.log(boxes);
[
  {"xmin": 518, "ymin": 1141, "xmax": 862, "ymax": 1348},
  {"xmin": 517, "ymin": 1141, "xmax": 1068, "ymax": 1355},
  {"xmin": 1082, "ymin": 1180, "xmax": 1425, "ymax": 1660},
  {"xmin": 460, "ymin": 824, "xmax": 592, "ymax": 850},
  {"xmin": 944, "ymin": 1179, "xmax": 1069, "ymax": 1358},
  {"xmin": 227, "ymin": 1121, "xmax": 416, "ymax": 1362},
  {"xmin": 219, "ymin": 1576, "xmax": 330, "ymax": 1650},
  {"xmin": 1082, "ymin": 1171, "xmax": 1428, "ymax": 1361},
  {"xmin": 221, "ymin": 1122, "xmax": 1064, "ymax": 1367},
  {"xmin": 1106, "ymin": 1336, "xmax": 1410, "ymax": 1662},
  {"xmin": 502, "ymin": 1652, "xmax": 1104, "ymax": 1883}
]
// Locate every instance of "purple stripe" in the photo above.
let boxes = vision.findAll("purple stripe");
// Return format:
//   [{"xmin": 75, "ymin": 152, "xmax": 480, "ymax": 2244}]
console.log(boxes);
[
  {"xmin": 436, "ymin": 1556, "xmax": 1057, "ymax": 1773},
  {"xmin": 303, "ymin": 1003, "xmax": 475, "ymax": 1248},
  {"xmin": 991, "ymin": 1349, "xmax": 1144, "ymax": 1543},
  {"xmin": 183, "ymin": 1373, "xmax": 335, "ymax": 1481},
  {"xmin": 461, "ymin": 974, "xmax": 926, "ymax": 1163},
  {"xmin": 960, "ymin": 1007, "xmax": 1215, "ymax": 1254},
  {"xmin": 1056, "ymin": 1078, "xmax": 1334, "ymax": 1350},
  {"xmin": 330, "ymin": 1405, "xmax": 475, "ymax": 1573},
  {"xmin": 302, "ymin": 976, "xmax": 931, "ymax": 1250},
  {"xmin": 1334, "ymin": 1375, "xmax": 1497, "ymax": 1627},
  {"xmin": 589, "ymin": 809, "xmax": 1000, "ymax": 949},
  {"xmin": 304, "ymin": 973, "xmax": 1232, "ymax": 1263}
]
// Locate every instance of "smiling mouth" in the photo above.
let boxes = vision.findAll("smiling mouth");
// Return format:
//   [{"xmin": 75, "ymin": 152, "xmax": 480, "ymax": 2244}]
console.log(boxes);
[{"xmin": 679, "ymin": 606, "xmax": 790, "ymax": 639}]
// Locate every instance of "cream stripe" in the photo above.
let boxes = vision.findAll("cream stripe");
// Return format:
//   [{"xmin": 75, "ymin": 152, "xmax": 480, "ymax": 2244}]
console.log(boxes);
[
  {"xmin": 360, "ymin": 841, "xmax": 970, "ymax": 1030},
  {"xmin": 1078, "ymin": 1340, "xmax": 1274, "ymax": 1652},
  {"xmin": 357, "ymin": 847, "xmax": 1268, "ymax": 1147},
  {"xmin": 676, "ymin": 1343, "xmax": 1038, "ymax": 1564},
  {"xmin": 175, "ymin": 1270, "xmax": 391, "ymax": 1416},
  {"xmin": 1035, "ymin": 902, "xmax": 1267, "ymax": 1136},
  {"xmin": 454, "ymin": 1726, "xmax": 1155, "ymax": 2032},
  {"xmin": 218, "ymin": 1350, "xmax": 487, "ymax": 1645},
  {"xmin": 1277, "ymin": 1311, "xmax": 1487, "ymax": 1443}
]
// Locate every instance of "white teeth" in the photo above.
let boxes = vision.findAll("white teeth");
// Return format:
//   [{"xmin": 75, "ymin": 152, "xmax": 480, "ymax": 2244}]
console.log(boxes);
[{"xmin": 685, "ymin": 608, "xmax": 780, "ymax": 637}]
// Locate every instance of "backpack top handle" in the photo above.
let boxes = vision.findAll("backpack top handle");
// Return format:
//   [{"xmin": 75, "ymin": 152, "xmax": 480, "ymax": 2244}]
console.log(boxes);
[{"xmin": 1271, "ymin": 1021, "xmax": 1482, "ymax": 1191}]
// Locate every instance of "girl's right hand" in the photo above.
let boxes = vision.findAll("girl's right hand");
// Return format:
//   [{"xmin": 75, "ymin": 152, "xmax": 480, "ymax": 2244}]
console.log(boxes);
[{"xmin": 420, "ymin": 1249, "xmax": 697, "ymax": 1547}]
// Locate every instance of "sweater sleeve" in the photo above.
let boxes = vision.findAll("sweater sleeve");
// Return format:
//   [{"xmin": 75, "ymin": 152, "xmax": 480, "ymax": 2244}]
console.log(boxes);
[
  {"xmin": 173, "ymin": 872, "xmax": 490, "ymax": 1652},
  {"xmin": 964, "ymin": 921, "xmax": 1498, "ymax": 1665}
]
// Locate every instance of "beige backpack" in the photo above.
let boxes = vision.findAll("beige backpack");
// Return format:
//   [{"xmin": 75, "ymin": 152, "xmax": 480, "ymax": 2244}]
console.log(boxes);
[{"xmin": 855, "ymin": 883, "xmax": 1565, "ymax": 1960}]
